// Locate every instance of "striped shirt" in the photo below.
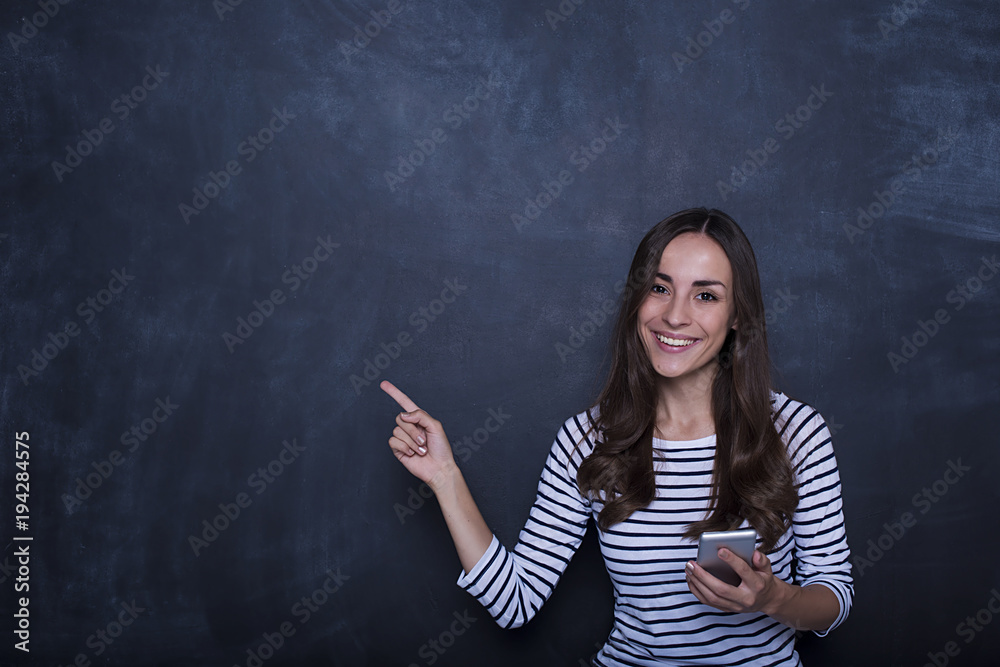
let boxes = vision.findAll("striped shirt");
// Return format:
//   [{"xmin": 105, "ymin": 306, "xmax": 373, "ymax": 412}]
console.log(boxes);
[{"xmin": 456, "ymin": 391, "xmax": 853, "ymax": 666}]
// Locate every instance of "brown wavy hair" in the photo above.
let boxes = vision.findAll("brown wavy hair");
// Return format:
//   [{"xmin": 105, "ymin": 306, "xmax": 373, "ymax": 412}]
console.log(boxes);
[{"xmin": 575, "ymin": 208, "xmax": 798, "ymax": 553}]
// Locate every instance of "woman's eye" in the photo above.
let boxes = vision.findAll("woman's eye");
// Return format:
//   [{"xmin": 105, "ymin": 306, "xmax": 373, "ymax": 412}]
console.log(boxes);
[
  {"xmin": 651, "ymin": 284, "xmax": 668, "ymax": 294},
  {"xmin": 696, "ymin": 292, "xmax": 718, "ymax": 301}
]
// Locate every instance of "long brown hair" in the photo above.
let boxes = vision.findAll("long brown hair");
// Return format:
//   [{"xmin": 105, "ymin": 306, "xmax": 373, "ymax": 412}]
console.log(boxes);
[{"xmin": 575, "ymin": 208, "xmax": 798, "ymax": 553}]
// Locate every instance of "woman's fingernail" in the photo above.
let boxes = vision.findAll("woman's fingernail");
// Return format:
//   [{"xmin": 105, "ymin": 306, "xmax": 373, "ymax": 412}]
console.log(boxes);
[
  {"xmin": 418, "ymin": 435, "xmax": 425, "ymax": 445},
  {"xmin": 686, "ymin": 561, "xmax": 694, "ymax": 571},
  {"xmin": 418, "ymin": 446, "xmax": 427, "ymax": 454}
]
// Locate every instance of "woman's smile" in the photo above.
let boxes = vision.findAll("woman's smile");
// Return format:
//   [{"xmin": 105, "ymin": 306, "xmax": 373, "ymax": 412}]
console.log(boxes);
[{"xmin": 652, "ymin": 331, "xmax": 701, "ymax": 351}]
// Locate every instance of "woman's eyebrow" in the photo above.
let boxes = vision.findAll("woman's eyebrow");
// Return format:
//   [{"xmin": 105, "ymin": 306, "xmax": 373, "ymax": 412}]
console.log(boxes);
[{"xmin": 656, "ymin": 273, "xmax": 727, "ymax": 289}]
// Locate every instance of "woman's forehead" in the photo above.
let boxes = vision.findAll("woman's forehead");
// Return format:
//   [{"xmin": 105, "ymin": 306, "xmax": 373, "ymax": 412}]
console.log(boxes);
[{"xmin": 655, "ymin": 234, "xmax": 733, "ymax": 282}]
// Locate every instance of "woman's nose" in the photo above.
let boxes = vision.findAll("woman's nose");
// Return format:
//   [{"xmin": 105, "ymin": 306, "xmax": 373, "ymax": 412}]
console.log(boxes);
[{"xmin": 661, "ymin": 295, "xmax": 689, "ymax": 327}]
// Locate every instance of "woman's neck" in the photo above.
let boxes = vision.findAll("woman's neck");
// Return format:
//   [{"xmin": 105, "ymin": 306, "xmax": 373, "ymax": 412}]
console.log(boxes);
[{"xmin": 653, "ymin": 371, "xmax": 716, "ymax": 440}]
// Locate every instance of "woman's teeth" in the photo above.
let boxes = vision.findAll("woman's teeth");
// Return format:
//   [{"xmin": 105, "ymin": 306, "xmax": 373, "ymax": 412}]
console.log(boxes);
[{"xmin": 655, "ymin": 333, "xmax": 696, "ymax": 347}]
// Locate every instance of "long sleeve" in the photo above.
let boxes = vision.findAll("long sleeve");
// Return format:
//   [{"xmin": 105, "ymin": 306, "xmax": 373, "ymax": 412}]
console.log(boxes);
[
  {"xmin": 455, "ymin": 412, "xmax": 594, "ymax": 629},
  {"xmin": 778, "ymin": 398, "xmax": 854, "ymax": 636}
]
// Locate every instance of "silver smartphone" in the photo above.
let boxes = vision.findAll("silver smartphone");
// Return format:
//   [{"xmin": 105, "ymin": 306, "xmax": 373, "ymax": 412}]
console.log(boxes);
[{"xmin": 696, "ymin": 528, "xmax": 758, "ymax": 586}]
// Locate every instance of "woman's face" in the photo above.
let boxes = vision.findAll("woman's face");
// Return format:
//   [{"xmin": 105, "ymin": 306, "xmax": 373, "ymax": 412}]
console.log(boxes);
[{"xmin": 635, "ymin": 232, "xmax": 737, "ymax": 386}]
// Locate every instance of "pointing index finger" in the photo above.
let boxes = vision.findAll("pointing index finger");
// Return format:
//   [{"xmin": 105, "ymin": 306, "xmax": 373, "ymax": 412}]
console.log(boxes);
[{"xmin": 380, "ymin": 380, "xmax": 420, "ymax": 412}]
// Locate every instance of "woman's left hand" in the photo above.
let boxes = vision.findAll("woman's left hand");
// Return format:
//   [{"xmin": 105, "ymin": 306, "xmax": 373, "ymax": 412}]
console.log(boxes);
[{"xmin": 685, "ymin": 549, "xmax": 789, "ymax": 616}]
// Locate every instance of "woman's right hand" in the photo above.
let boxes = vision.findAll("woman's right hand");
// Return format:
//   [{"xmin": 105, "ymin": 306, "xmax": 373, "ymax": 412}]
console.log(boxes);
[{"xmin": 380, "ymin": 380, "xmax": 458, "ymax": 490}]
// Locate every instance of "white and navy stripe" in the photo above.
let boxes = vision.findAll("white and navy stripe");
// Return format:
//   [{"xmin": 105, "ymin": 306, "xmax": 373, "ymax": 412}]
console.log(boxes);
[{"xmin": 456, "ymin": 391, "xmax": 853, "ymax": 666}]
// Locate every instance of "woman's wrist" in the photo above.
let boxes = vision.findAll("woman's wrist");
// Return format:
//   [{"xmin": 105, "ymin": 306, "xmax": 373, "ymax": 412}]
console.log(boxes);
[
  {"xmin": 428, "ymin": 459, "xmax": 462, "ymax": 495},
  {"xmin": 762, "ymin": 580, "xmax": 839, "ymax": 632},
  {"xmin": 761, "ymin": 577, "xmax": 797, "ymax": 622}
]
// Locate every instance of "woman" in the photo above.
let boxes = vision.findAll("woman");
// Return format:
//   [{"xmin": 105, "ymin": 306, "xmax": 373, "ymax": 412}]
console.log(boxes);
[{"xmin": 382, "ymin": 208, "xmax": 853, "ymax": 666}]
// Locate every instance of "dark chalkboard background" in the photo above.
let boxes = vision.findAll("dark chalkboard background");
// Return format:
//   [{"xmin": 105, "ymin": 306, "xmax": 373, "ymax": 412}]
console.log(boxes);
[{"xmin": 1, "ymin": 1, "xmax": 999, "ymax": 665}]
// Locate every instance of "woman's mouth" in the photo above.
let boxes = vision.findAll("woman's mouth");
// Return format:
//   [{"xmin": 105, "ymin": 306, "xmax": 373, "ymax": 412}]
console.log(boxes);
[{"xmin": 654, "ymin": 332, "xmax": 700, "ymax": 350}]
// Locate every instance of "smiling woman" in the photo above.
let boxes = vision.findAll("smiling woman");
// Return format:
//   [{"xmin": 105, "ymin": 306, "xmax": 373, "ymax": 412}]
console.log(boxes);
[
  {"xmin": 636, "ymin": 233, "xmax": 736, "ymax": 389},
  {"xmin": 580, "ymin": 209, "xmax": 801, "ymax": 554},
  {"xmin": 382, "ymin": 208, "xmax": 853, "ymax": 667}
]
